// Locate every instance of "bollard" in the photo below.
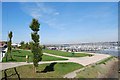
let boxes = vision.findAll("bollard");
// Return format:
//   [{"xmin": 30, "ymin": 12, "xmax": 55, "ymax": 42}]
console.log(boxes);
[{"xmin": 26, "ymin": 55, "xmax": 29, "ymax": 63}]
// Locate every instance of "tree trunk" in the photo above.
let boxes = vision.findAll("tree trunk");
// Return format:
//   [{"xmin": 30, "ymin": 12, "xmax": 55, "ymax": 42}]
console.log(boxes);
[
  {"xmin": 10, "ymin": 52, "xmax": 13, "ymax": 60},
  {"xmin": 33, "ymin": 65, "xmax": 37, "ymax": 73}
]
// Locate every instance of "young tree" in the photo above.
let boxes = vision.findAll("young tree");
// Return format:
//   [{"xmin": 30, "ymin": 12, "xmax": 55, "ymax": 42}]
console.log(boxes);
[
  {"xmin": 42, "ymin": 45, "xmax": 46, "ymax": 49},
  {"xmin": 29, "ymin": 18, "xmax": 43, "ymax": 72},
  {"xmin": 20, "ymin": 41, "xmax": 25, "ymax": 46},
  {"xmin": 25, "ymin": 42, "xmax": 29, "ymax": 49},
  {"xmin": 29, "ymin": 41, "xmax": 33, "ymax": 49},
  {"xmin": 6, "ymin": 31, "xmax": 13, "ymax": 61},
  {"xmin": 20, "ymin": 41, "xmax": 25, "ymax": 49}
]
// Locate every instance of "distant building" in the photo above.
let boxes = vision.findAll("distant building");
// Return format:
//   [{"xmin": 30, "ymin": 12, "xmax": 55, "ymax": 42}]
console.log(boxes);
[
  {"xmin": 12, "ymin": 43, "xmax": 21, "ymax": 48},
  {"xmin": 0, "ymin": 41, "xmax": 7, "ymax": 47},
  {"xmin": 47, "ymin": 47, "xmax": 57, "ymax": 50}
]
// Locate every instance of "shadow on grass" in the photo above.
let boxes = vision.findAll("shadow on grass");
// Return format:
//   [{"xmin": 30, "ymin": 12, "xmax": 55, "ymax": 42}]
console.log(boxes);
[
  {"xmin": 2, "ymin": 67, "xmax": 20, "ymax": 80},
  {"xmin": 13, "ymin": 55, "xmax": 26, "ymax": 57},
  {"xmin": 12, "ymin": 50, "xmax": 21, "ymax": 53},
  {"xmin": 7, "ymin": 59, "xmax": 17, "ymax": 62},
  {"xmin": 37, "ymin": 62, "xmax": 57, "ymax": 73}
]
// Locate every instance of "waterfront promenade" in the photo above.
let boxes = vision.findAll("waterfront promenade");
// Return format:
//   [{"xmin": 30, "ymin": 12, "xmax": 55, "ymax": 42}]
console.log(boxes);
[{"xmin": 0, "ymin": 52, "xmax": 110, "ymax": 71}]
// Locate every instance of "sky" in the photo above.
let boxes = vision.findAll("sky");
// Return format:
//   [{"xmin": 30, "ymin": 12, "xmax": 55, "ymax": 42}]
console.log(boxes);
[{"xmin": 2, "ymin": 2, "xmax": 118, "ymax": 44}]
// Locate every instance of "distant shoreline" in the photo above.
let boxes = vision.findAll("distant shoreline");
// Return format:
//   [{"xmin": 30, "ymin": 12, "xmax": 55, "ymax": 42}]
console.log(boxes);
[{"xmin": 82, "ymin": 49, "xmax": 118, "ymax": 57}]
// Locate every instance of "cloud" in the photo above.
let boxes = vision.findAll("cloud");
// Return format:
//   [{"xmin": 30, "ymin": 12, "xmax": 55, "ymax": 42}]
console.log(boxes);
[
  {"xmin": 20, "ymin": 2, "xmax": 65, "ymax": 30},
  {"xmin": 45, "ymin": 18, "xmax": 65, "ymax": 30},
  {"xmin": 20, "ymin": 3, "xmax": 59, "ymax": 19},
  {"xmin": 54, "ymin": 12, "xmax": 60, "ymax": 15}
]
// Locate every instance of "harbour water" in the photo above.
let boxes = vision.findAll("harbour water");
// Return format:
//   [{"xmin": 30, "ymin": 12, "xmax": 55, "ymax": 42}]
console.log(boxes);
[
  {"xmin": 0, "ymin": 48, "xmax": 119, "ymax": 58},
  {"xmin": 85, "ymin": 49, "xmax": 119, "ymax": 57}
]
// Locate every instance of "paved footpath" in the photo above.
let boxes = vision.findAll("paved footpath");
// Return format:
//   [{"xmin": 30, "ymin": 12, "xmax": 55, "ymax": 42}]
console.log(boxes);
[
  {"xmin": 0, "ymin": 52, "xmax": 111, "ymax": 78},
  {"xmin": 0, "ymin": 60, "xmax": 70, "ymax": 71},
  {"xmin": 0, "ymin": 52, "xmax": 110, "ymax": 72},
  {"xmin": 0, "ymin": 62, "xmax": 28, "ymax": 71},
  {"xmin": 43, "ymin": 52, "xmax": 110, "ymax": 66},
  {"xmin": 64, "ymin": 67, "xmax": 86, "ymax": 78}
]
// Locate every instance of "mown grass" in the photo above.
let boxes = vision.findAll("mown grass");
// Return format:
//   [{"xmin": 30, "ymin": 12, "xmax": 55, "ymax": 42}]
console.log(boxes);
[
  {"xmin": 2, "ymin": 49, "xmax": 68, "ymax": 62},
  {"xmin": 43, "ymin": 49, "xmax": 93, "ymax": 57},
  {"xmin": 2, "ymin": 62, "xmax": 83, "ymax": 78}
]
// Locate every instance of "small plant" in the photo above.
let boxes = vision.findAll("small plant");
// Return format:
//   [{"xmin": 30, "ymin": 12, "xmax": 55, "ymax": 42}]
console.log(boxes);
[{"xmin": 91, "ymin": 65, "xmax": 95, "ymax": 68}]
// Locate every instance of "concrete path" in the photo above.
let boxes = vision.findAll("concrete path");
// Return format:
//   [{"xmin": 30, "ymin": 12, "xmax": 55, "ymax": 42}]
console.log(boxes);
[
  {"xmin": 0, "ymin": 60, "xmax": 74, "ymax": 71},
  {"xmin": 43, "ymin": 53, "xmax": 71, "ymax": 59},
  {"xmin": 0, "ymin": 60, "xmax": 71, "ymax": 71},
  {"xmin": 0, "ymin": 52, "xmax": 110, "ymax": 72},
  {"xmin": 0, "ymin": 62, "xmax": 28, "ymax": 71},
  {"xmin": 43, "ymin": 52, "xmax": 110, "ymax": 66},
  {"xmin": 64, "ymin": 67, "xmax": 86, "ymax": 78}
]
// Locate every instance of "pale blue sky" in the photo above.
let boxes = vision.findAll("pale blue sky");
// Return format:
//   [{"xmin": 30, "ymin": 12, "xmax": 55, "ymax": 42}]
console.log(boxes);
[{"xmin": 2, "ymin": 2, "xmax": 118, "ymax": 44}]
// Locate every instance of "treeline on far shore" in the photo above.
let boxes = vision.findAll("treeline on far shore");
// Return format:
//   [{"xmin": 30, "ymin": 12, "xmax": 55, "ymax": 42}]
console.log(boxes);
[{"xmin": 15, "ymin": 41, "xmax": 46, "ymax": 50}]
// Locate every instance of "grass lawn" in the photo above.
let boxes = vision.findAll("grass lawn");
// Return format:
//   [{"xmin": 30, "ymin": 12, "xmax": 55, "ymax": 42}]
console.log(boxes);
[
  {"xmin": 2, "ymin": 62, "xmax": 83, "ymax": 78},
  {"xmin": 43, "ymin": 49, "xmax": 93, "ymax": 57},
  {"xmin": 2, "ymin": 49, "xmax": 68, "ymax": 62}
]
